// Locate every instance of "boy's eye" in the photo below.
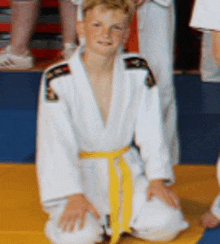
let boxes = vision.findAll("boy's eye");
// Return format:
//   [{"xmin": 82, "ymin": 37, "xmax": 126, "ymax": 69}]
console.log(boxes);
[
  {"xmin": 92, "ymin": 23, "xmax": 101, "ymax": 27},
  {"xmin": 112, "ymin": 25, "xmax": 123, "ymax": 31}
]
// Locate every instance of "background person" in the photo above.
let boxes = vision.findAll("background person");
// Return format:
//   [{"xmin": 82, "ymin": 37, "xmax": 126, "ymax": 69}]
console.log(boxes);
[
  {"xmin": 190, "ymin": 0, "xmax": 220, "ymax": 230},
  {"xmin": 137, "ymin": 0, "xmax": 178, "ymax": 166},
  {"xmin": 0, "ymin": 0, "xmax": 81, "ymax": 70}
]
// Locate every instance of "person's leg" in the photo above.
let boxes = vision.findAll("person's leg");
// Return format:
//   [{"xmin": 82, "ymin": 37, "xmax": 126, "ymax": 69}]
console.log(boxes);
[
  {"xmin": 137, "ymin": 1, "xmax": 179, "ymax": 165},
  {"xmin": 200, "ymin": 33, "xmax": 220, "ymax": 82},
  {"xmin": 200, "ymin": 32, "xmax": 220, "ymax": 82},
  {"xmin": 0, "ymin": 0, "xmax": 41, "ymax": 69},
  {"xmin": 44, "ymin": 199, "xmax": 104, "ymax": 244},
  {"xmin": 59, "ymin": 0, "xmax": 78, "ymax": 59},
  {"xmin": 10, "ymin": 0, "xmax": 41, "ymax": 55},
  {"xmin": 212, "ymin": 31, "xmax": 220, "ymax": 68},
  {"xmin": 131, "ymin": 196, "xmax": 189, "ymax": 242}
]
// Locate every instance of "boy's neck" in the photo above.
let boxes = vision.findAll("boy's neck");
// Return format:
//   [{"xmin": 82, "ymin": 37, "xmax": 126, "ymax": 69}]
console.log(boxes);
[{"xmin": 82, "ymin": 50, "xmax": 115, "ymax": 74}]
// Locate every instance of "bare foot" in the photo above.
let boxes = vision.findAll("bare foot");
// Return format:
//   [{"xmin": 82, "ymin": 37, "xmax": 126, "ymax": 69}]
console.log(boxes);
[{"xmin": 201, "ymin": 211, "xmax": 220, "ymax": 228}]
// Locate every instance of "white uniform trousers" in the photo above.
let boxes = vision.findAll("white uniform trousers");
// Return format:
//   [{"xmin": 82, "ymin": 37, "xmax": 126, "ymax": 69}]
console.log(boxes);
[
  {"xmin": 44, "ymin": 197, "xmax": 188, "ymax": 244},
  {"xmin": 200, "ymin": 32, "xmax": 220, "ymax": 82},
  {"xmin": 137, "ymin": 1, "xmax": 179, "ymax": 165}
]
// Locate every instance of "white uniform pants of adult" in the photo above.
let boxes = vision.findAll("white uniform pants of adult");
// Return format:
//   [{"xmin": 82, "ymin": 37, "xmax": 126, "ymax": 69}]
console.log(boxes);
[
  {"xmin": 137, "ymin": 1, "xmax": 178, "ymax": 165},
  {"xmin": 45, "ymin": 197, "xmax": 188, "ymax": 244},
  {"xmin": 200, "ymin": 32, "xmax": 220, "ymax": 82}
]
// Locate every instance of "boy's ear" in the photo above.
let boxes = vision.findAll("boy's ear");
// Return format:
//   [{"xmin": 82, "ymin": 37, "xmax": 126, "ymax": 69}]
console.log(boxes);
[{"xmin": 76, "ymin": 21, "xmax": 85, "ymax": 38}]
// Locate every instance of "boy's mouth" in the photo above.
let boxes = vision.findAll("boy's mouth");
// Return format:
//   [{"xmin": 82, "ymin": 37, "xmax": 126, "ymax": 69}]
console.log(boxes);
[{"xmin": 98, "ymin": 41, "xmax": 112, "ymax": 46}]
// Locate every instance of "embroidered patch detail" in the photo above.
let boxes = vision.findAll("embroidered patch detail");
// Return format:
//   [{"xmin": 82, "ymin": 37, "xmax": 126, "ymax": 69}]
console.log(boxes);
[
  {"xmin": 124, "ymin": 57, "xmax": 156, "ymax": 88},
  {"xmin": 124, "ymin": 57, "xmax": 149, "ymax": 69},
  {"xmin": 45, "ymin": 64, "xmax": 70, "ymax": 101},
  {"xmin": 146, "ymin": 69, "xmax": 156, "ymax": 88}
]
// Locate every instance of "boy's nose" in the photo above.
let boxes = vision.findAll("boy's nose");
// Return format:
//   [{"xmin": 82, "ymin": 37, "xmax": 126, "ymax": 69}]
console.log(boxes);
[{"xmin": 102, "ymin": 28, "xmax": 111, "ymax": 38}]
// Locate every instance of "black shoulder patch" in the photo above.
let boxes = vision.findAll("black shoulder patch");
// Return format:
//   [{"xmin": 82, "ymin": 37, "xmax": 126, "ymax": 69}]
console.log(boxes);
[
  {"xmin": 124, "ymin": 57, "xmax": 149, "ymax": 70},
  {"xmin": 146, "ymin": 69, "xmax": 156, "ymax": 88},
  {"xmin": 45, "ymin": 64, "xmax": 70, "ymax": 101},
  {"xmin": 124, "ymin": 57, "xmax": 156, "ymax": 88}
]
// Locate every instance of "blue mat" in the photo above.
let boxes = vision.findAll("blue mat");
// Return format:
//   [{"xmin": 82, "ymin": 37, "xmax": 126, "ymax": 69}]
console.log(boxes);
[
  {"xmin": 0, "ymin": 72, "xmax": 41, "ymax": 162},
  {"xmin": 1, "ymin": 72, "xmax": 220, "ymax": 163},
  {"xmin": 197, "ymin": 226, "xmax": 220, "ymax": 244},
  {"xmin": 175, "ymin": 75, "xmax": 220, "ymax": 164}
]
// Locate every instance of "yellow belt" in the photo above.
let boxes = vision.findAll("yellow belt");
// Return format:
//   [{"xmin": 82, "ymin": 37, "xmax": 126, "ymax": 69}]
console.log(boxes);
[{"xmin": 79, "ymin": 145, "xmax": 133, "ymax": 244}]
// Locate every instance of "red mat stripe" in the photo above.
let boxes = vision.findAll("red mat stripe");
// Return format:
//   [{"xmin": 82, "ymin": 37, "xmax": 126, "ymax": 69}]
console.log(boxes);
[
  {"xmin": 0, "ymin": 23, "xmax": 61, "ymax": 33},
  {"xmin": 0, "ymin": 0, "xmax": 59, "ymax": 8},
  {"xmin": 126, "ymin": 12, "xmax": 139, "ymax": 52},
  {"xmin": 31, "ymin": 49, "xmax": 60, "ymax": 59}
]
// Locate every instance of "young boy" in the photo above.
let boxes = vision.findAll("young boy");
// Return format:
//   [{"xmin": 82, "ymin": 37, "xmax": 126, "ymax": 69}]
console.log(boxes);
[{"xmin": 36, "ymin": 0, "xmax": 188, "ymax": 243}]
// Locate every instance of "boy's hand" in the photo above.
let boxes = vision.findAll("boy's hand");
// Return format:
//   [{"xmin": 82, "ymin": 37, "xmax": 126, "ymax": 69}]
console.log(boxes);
[
  {"xmin": 58, "ymin": 194, "xmax": 101, "ymax": 232},
  {"xmin": 147, "ymin": 179, "xmax": 181, "ymax": 209},
  {"xmin": 201, "ymin": 211, "xmax": 220, "ymax": 229}
]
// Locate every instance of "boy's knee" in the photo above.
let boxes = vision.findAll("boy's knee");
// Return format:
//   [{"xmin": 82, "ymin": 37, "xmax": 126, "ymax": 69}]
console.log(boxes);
[
  {"xmin": 46, "ymin": 213, "xmax": 103, "ymax": 244},
  {"xmin": 157, "ymin": 206, "xmax": 181, "ymax": 227},
  {"xmin": 132, "ymin": 198, "xmax": 188, "ymax": 242},
  {"xmin": 146, "ymin": 209, "xmax": 188, "ymax": 242},
  {"xmin": 57, "ymin": 227, "xmax": 102, "ymax": 244}
]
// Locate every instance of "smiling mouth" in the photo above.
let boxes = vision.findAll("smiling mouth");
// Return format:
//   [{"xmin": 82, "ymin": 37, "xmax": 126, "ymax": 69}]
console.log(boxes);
[{"xmin": 98, "ymin": 41, "xmax": 112, "ymax": 46}]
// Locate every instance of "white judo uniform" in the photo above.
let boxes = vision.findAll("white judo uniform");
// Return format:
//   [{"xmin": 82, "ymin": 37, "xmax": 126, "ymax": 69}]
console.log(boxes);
[
  {"xmin": 36, "ymin": 46, "xmax": 188, "ymax": 244},
  {"xmin": 190, "ymin": 0, "xmax": 220, "ymax": 82},
  {"xmin": 209, "ymin": 157, "xmax": 220, "ymax": 221},
  {"xmin": 137, "ymin": 0, "xmax": 178, "ymax": 166},
  {"xmin": 190, "ymin": 0, "xmax": 220, "ymax": 32},
  {"xmin": 199, "ymin": 32, "xmax": 220, "ymax": 82}
]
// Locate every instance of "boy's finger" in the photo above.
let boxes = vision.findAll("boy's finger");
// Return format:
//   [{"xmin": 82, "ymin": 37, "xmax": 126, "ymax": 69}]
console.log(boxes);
[
  {"xmin": 164, "ymin": 194, "xmax": 178, "ymax": 209},
  {"xmin": 62, "ymin": 218, "xmax": 69, "ymax": 232},
  {"xmin": 162, "ymin": 194, "xmax": 173, "ymax": 207},
  {"xmin": 58, "ymin": 214, "xmax": 67, "ymax": 229},
  {"xmin": 168, "ymin": 195, "xmax": 179, "ymax": 209},
  {"xmin": 69, "ymin": 217, "xmax": 77, "ymax": 232},
  {"xmin": 173, "ymin": 196, "xmax": 181, "ymax": 209},
  {"xmin": 159, "ymin": 192, "xmax": 176, "ymax": 208},
  {"xmin": 79, "ymin": 211, "xmax": 86, "ymax": 229},
  {"xmin": 89, "ymin": 205, "xmax": 101, "ymax": 219},
  {"xmin": 160, "ymin": 189, "xmax": 179, "ymax": 209},
  {"xmin": 146, "ymin": 189, "xmax": 153, "ymax": 201},
  {"xmin": 168, "ymin": 191, "xmax": 181, "ymax": 209}
]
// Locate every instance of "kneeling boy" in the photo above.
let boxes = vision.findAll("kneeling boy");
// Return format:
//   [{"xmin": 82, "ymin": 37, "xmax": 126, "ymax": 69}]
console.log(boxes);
[{"xmin": 36, "ymin": 0, "xmax": 188, "ymax": 243}]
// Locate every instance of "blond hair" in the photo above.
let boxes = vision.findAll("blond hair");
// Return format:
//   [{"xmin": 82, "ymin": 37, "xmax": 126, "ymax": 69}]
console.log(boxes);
[{"xmin": 83, "ymin": 0, "xmax": 136, "ymax": 23}]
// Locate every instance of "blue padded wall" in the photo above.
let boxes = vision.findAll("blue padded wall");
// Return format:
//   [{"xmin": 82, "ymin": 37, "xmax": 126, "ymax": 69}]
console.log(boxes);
[
  {"xmin": 0, "ymin": 72, "xmax": 220, "ymax": 164},
  {"xmin": 0, "ymin": 72, "xmax": 41, "ymax": 162},
  {"xmin": 175, "ymin": 75, "xmax": 220, "ymax": 164}
]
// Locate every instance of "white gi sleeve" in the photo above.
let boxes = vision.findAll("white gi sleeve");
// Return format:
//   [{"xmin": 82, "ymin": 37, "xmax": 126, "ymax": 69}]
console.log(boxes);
[
  {"xmin": 211, "ymin": 157, "xmax": 220, "ymax": 219},
  {"xmin": 153, "ymin": 0, "xmax": 172, "ymax": 7},
  {"xmin": 36, "ymin": 72, "xmax": 84, "ymax": 206},
  {"xmin": 211, "ymin": 195, "xmax": 220, "ymax": 220},
  {"xmin": 190, "ymin": 0, "xmax": 220, "ymax": 32},
  {"xmin": 135, "ymin": 84, "xmax": 174, "ymax": 183},
  {"xmin": 71, "ymin": 0, "xmax": 83, "ymax": 5}
]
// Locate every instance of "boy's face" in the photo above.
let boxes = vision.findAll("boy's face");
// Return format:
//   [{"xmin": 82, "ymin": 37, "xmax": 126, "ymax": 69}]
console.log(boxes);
[{"xmin": 78, "ymin": 5, "xmax": 130, "ymax": 57}]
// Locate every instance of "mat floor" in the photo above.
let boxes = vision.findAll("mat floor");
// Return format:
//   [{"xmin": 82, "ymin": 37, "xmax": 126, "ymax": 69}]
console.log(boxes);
[{"xmin": 0, "ymin": 164, "xmax": 218, "ymax": 244}]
